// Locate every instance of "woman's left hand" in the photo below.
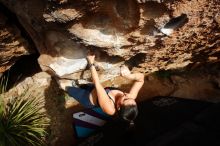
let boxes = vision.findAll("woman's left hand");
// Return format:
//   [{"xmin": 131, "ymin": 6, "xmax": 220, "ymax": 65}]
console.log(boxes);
[{"xmin": 87, "ymin": 50, "xmax": 95, "ymax": 64}]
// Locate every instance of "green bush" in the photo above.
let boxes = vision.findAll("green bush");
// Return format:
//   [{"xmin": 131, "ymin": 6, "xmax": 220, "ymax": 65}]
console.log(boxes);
[
  {"xmin": 0, "ymin": 74, "xmax": 7, "ymax": 117},
  {"xmin": 0, "ymin": 75, "xmax": 49, "ymax": 146},
  {"xmin": 0, "ymin": 74, "xmax": 8, "ymax": 94}
]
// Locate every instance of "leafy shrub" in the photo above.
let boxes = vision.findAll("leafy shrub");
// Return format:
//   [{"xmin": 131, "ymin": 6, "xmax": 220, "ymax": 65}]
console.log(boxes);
[
  {"xmin": 0, "ymin": 74, "xmax": 7, "ymax": 117},
  {"xmin": 0, "ymin": 75, "xmax": 49, "ymax": 146}
]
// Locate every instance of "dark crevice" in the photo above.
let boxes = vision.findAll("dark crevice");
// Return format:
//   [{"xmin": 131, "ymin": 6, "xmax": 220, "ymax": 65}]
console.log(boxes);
[
  {"xmin": 0, "ymin": 2, "xmax": 37, "ymax": 54},
  {"xmin": 0, "ymin": 3, "xmax": 41, "ymax": 90},
  {"xmin": 4, "ymin": 54, "xmax": 41, "ymax": 90},
  {"xmin": 125, "ymin": 53, "xmax": 146, "ymax": 69}
]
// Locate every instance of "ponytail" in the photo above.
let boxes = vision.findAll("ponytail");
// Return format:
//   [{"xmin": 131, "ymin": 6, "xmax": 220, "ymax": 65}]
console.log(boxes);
[{"xmin": 118, "ymin": 104, "xmax": 138, "ymax": 130}]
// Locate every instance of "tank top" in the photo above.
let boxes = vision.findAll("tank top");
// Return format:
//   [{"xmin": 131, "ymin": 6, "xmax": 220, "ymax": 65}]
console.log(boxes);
[{"xmin": 96, "ymin": 87, "xmax": 119, "ymax": 107}]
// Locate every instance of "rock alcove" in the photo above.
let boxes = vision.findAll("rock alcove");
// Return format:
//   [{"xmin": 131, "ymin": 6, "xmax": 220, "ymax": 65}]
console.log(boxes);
[{"xmin": 0, "ymin": 0, "xmax": 220, "ymax": 145}]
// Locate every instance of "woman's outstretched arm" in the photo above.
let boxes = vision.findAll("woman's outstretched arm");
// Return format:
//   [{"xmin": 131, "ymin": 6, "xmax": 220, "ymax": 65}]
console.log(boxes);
[
  {"xmin": 87, "ymin": 53, "xmax": 115, "ymax": 115},
  {"xmin": 120, "ymin": 65, "xmax": 144, "ymax": 99}
]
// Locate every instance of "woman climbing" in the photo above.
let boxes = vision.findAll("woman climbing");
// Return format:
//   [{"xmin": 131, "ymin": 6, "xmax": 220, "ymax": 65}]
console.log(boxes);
[{"xmin": 66, "ymin": 51, "xmax": 144, "ymax": 125}]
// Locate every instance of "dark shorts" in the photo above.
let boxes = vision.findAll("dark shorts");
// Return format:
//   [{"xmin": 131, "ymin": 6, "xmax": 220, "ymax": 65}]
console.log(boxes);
[{"xmin": 67, "ymin": 84, "xmax": 97, "ymax": 108}]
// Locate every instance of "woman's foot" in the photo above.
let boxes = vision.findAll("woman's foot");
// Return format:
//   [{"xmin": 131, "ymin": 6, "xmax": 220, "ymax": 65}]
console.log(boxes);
[{"xmin": 54, "ymin": 77, "xmax": 77, "ymax": 90}]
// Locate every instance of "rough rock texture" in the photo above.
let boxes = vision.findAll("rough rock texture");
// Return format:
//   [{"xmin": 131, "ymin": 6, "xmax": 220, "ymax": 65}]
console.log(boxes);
[
  {"xmin": 0, "ymin": 0, "xmax": 219, "ymax": 84},
  {"xmin": 0, "ymin": 10, "xmax": 33, "ymax": 73},
  {"xmin": 1, "ymin": 1, "xmax": 220, "ymax": 145}
]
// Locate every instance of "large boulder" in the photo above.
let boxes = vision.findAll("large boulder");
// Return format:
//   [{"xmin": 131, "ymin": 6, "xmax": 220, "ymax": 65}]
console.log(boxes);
[{"xmin": 0, "ymin": 0, "xmax": 219, "ymax": 84}]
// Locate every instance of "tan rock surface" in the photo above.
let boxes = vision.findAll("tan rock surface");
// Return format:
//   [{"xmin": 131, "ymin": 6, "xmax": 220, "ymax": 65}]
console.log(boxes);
[
  {"xmin": 0, "ymin": 1, "xmax": 220, "ymax": 145},
  {"xmin": 1, "ymin": 0, "xmax": 219, "ymax": 82}
]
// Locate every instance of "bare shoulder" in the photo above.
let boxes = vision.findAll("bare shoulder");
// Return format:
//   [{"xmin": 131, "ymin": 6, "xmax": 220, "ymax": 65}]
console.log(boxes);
[{"xmin": 108, "ymin": 89, "xmax": 124, "ymax": 97}]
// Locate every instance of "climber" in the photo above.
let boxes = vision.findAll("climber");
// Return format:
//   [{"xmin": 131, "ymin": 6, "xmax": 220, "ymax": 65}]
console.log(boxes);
[{"xmin": 66, "ymin": 51, "xmax": 145, "ymax": 126}]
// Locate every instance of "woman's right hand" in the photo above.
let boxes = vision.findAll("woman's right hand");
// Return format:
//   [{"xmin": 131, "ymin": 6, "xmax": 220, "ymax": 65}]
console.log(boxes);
[{"xmin": 120, "ymin": 65, "xmax": 131, "ymax": 78}]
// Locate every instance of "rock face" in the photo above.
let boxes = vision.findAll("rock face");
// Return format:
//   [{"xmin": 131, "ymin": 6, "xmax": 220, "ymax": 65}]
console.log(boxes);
[
  {"xmin": 0, "ymin": 0, "xmax": 219, "ymax": 83},
  {"xmin": 1, "ymin": 1, "xmax": 220, "ymax": 145},
  {"xmin": 0, "ymin": 9, "xmax": 33, "ymax": 73}
]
